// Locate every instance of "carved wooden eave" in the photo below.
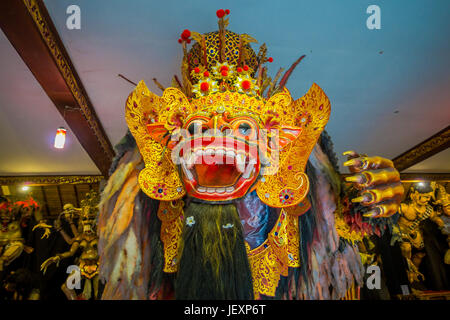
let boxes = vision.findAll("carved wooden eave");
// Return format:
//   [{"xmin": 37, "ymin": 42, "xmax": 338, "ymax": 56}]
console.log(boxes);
[
  {"xmin": 396, "ymin": 173, "xmax": 450, "ymax": 182},
  {"xmin": 392, "ymin": 126, "xmax": 450, "ymax": 172},
  {"xmin": 0, "ymin": 175, "xmax": 104, "ymax": 186},
  {"xmin": 341, "ymin": 173, "xmax": 450, "ymax": 182}
]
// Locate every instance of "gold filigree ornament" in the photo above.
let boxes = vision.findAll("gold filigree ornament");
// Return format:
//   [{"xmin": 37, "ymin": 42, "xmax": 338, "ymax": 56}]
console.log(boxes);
[
  {"xmin": 247, "ymin": 204, "xmax": 308, "ymax": 299},
  {"xmin": 256, "ymin": 84, "xmax": 331, "ymax": 208},
  {"xmin": 157, "ymin": 200, "xmax": 185, "ymax": 273},
  {"xmin": 125, "ymin": 82, "xmax": 192, "ymax": 201}
]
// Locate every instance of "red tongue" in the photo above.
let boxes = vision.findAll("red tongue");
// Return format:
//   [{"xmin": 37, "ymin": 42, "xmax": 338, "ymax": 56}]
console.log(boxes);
[{"xmin": 194, "ymin": 163, "xmax": 241, "ymax": 187}]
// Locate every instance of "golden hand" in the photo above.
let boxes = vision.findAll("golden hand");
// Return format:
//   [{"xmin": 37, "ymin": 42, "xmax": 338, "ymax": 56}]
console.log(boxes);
[
  {"xmin": 406, "ymin": 259, "xmax": 425, "ymax": 283},
  {"xmin": 32, "ymin": 221, "xmax": 53, "ymax": 239},
  {"xmin": 343, "ymin": 150, "xmax": 404, "ymax": 218},
  {"xmin": 40, "ymin": 255, "xmax": 60, "ymax": 274}
]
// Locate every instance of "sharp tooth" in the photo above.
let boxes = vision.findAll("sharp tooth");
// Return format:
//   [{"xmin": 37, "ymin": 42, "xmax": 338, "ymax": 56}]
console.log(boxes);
[
  {"xmin": 242, "ymin": 167, "xmax": 253, "ymax": 179},
  {"xmin": 242, "ymin": 159, "xmax": 256, "ymax": 179},
  {"xmin": 180, "ymin": 159, "xmax": 194, "ymax": 180},
  {"xmin": 226, "ymin": 186, "xmax": 234, "ymax": 193},
  {"xmin": 205, "ymin": 149, "xmax": 215, "ymax": 156},
  {"xmin": 236, "ymin": 154, "xmax": 246, "ymax": 173},
  {"xmin": 215, "ymin": 149, "xmax": 225, "ymax": 157},
  {"xmin": 216, "ymin": 187, "xmax": 225, "ymax": 194},
  {"xmin": 197, "ymin": 187, "xmax": 206, "ymax": 193},
  {"xmin": 207, "ymin": 187, "xmax": 216, "ymax": 193},
  {"xmin": 185, "ymin": 152, "xmax": 195, "ymax": 169}
]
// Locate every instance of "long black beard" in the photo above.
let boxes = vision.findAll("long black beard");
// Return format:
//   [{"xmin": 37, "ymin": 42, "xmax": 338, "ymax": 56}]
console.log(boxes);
[{"xmin": 175, "ymin": 202, "xmax": 254, "ymax": 299}]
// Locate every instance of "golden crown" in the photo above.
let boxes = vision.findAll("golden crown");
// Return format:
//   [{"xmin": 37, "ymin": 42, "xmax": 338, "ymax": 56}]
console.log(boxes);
[{"xmin": 173, "ymin": 9, "xmax": 279, "ymax": 100}]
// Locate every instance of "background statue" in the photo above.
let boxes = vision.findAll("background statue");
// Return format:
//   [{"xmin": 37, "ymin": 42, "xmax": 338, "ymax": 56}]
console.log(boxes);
[
  {"xmin": 398, "ymin": 182, "xmax": 449, "ymax": 289},
  {"xmin": 40, "ymin": 191, "xmax": 100, "ymax": 300},
  {"xmin": 435, "ymin": 183, "xmax": 450, "ymax": 264},
  {"xmin": 0, "ymin": 197, "xmax": 49, "ymax": 273}
]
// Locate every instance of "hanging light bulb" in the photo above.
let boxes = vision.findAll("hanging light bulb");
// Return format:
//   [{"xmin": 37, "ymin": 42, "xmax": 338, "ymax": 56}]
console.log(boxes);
[{"xmin": 54, "ymin": 127, "xmax": 67, "ymax": 149}]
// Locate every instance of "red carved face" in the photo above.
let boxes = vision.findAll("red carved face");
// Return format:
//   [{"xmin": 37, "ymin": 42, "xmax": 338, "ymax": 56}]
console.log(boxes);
[{"xmin": 177, "ymin": 113, "xmax": 261, "ymax": 201}]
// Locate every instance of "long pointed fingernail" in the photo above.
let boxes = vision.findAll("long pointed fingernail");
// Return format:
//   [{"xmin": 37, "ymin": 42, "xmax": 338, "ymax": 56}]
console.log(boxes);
[
  {"xmin": 343, "ymin": 150, "xmax": 355, "ymax": 156},
  {"xmin": 351, "ymin": 196, "xmax": 365, "ymax": 203},
  {"xmin": 345, "ymin": 175, "xmax": 361, "ymax": 183},
  {"xmin": 343, "ymin": 159, "xmax": 359, "ymax": 167},
  {"xmin": 363, "ymin": 210, "xmax": 379, "ymax": 218}
]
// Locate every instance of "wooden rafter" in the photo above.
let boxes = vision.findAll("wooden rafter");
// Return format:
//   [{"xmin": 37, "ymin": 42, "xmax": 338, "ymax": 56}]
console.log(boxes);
[
  {"xmin": 392, "ymin": 126, "xmax": 450, "ymax": 172},
  {"xmin": 341, "ymin": 172, "xmax": 450, "ymax": 182},
  {"xmin": 396, "ymin": 172, "xmax": 450, "ymax": 182},
  {"xmin": 0, "ymin": 175, "xmax": 104, "ymax": 186}
]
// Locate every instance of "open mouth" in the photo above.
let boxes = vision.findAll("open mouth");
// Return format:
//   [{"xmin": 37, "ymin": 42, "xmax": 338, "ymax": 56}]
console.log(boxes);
[{"xmin": 178, "ymin": 137, "xmax": 260, "ymax": 200}]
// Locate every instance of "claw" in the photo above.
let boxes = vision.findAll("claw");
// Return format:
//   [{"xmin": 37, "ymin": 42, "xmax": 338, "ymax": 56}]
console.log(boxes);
[
  {"xmin": 364, "ymin": 156, "xmax": 394, "ymax": 170},
  {"xmin": 343, "ymin": 150, "xmax": 359, "ymax": 158},
  {"xmin": 358, "ymin": 169, "xmax": 400, "ymax": 187},
  {"xmin": 351, "ymin": 194, "xmax": 372, "ymax": 203},
  {"xmin": 345, "ymin": 174, "xmax": 364, "ymax": 184},
  {"xmin": 343, "ymin": 159, "xmax": 361, "ymax": 167},
  {"xmin": 352, "ymin": 196, "xmax": 364, "ymax": 203},
  {"xmin": 345, "ymin": 155, "xmax": 394, "ymax": 172},
  {"xmin": 363, "ymin": 208, "xmax": 380, "ymax": 218},
  {"xmin": 40, "ymin": 229, "xmax": 51, "ymax": 240},
  {"xmin": 368, "ymin": 202, "xmax": 399, "ymax": 218},
  {"xmin": 360, "ymin": 185, "xmax": 404, "ymax": 205}
]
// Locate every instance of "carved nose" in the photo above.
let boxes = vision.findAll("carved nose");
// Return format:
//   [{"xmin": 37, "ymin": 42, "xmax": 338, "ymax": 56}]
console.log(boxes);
[{"xmin": 207, "ymin": 114, "xmax": 232, "ymax": 134}]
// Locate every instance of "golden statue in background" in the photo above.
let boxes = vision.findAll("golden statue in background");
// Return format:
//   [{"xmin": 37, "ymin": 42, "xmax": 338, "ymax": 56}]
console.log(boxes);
[
  {"xmin": 0, "ymin": 198, "xmax": 49, "ymax": 272},
  {"xmin": 435, "ymin": 183, "xmax": 450, "ymax": 264},
  {"xmin": 40, "ymin": 191, "xmax": 100, "ymax": 300},
  {"xmin": 398, "ymin": 182, "xmax": 448, "ymax": 284}
]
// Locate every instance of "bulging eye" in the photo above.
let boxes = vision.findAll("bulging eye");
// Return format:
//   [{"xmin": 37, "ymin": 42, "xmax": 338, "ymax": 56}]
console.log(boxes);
[
  {"xmin": 232, "ymin": 119, "xmax": 257, "ymax": 140},
  {"xmin": 187, "ymin": 123, "xmax": 196, "ymax": 135},
  {"xmin": 187, "ymin": 121, "xmax": 208, "ymax": 136},
  {"xmin": 188, "ymin": 122, "xmax": 202, "ymax": 135},
  {"xmin": 238, "ymin": 122, "xmax": 252, "ymax": 136}
]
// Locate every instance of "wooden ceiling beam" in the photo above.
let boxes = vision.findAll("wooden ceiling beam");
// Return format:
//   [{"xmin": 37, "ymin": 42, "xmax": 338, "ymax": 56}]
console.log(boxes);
[
  {"xmin": 398, "ymin": 173, "xmax": 450, "ymax": 182},
  {"xmin": 392, "ymin": 125, "xmax": 450, "ymax": 172},
  {"xmin": 341, "ymin": 172, "xmax": 450, "ymax": 182},
  {"xmin": 0, "ymin": 175, "xmax": 104, "ymax": 186},
  {"xmin": 0, "ymin": 0, "xmax": 114, "ymax": 176}
]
